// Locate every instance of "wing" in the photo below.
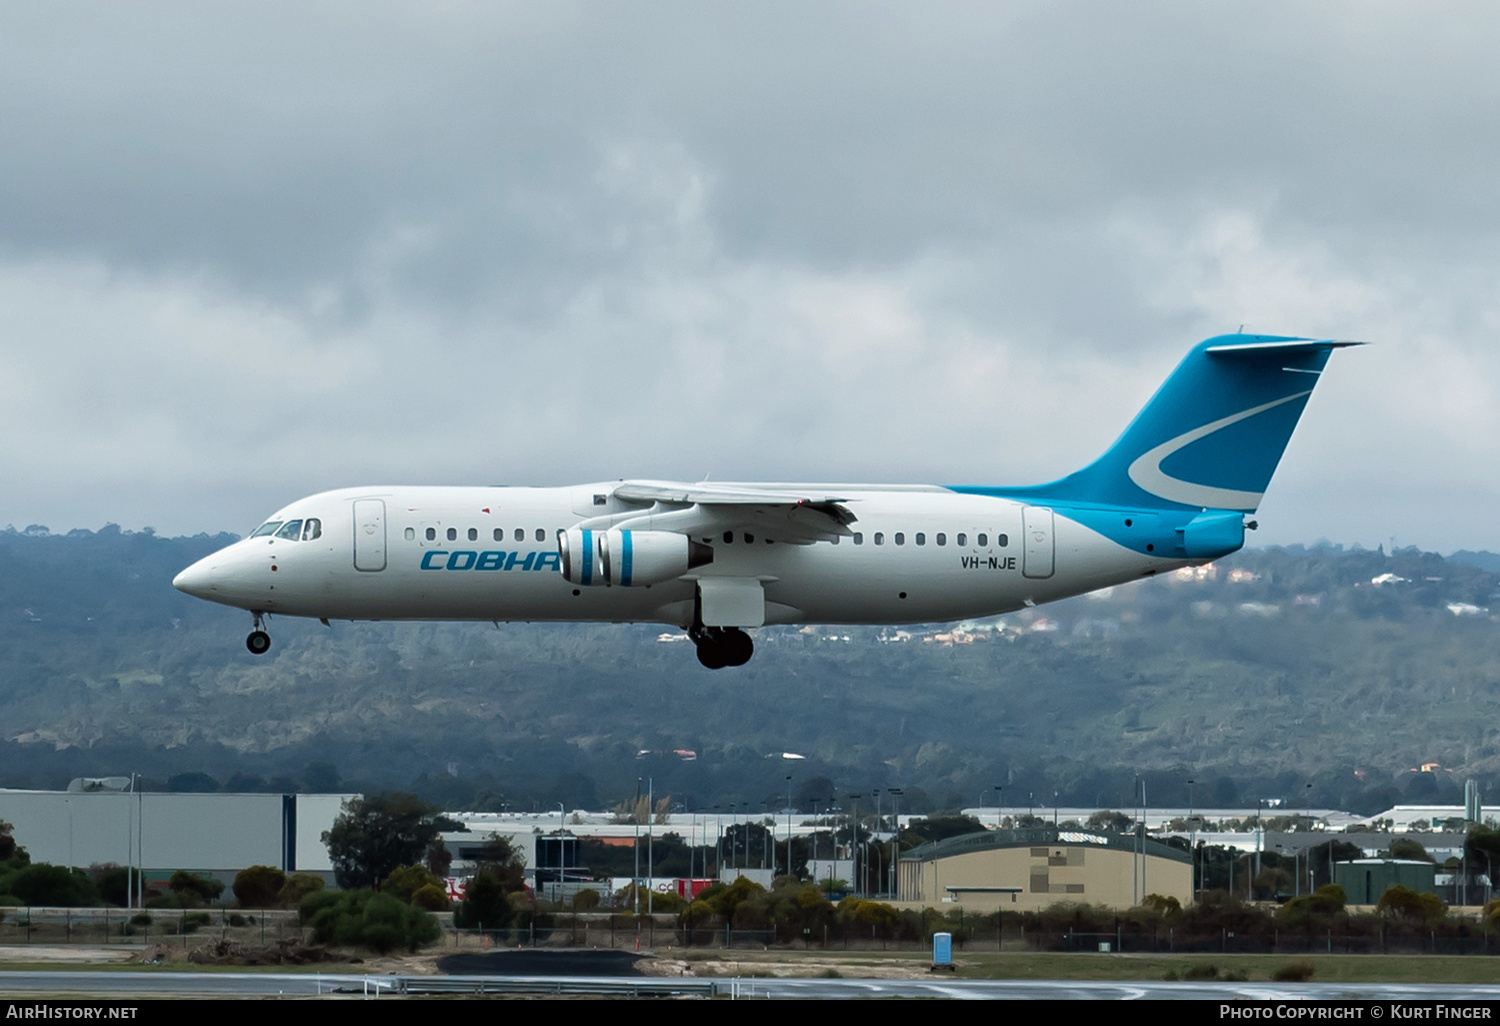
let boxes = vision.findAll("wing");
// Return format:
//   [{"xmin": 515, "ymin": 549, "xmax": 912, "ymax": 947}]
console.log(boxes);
[{"xmin": 582, "ymin": 480, "xmax": 857, "ymax": 543}]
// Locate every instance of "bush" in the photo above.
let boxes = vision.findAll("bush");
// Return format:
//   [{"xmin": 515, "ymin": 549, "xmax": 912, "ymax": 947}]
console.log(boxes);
[
  {"xmin": 453, "ymin": 873, "xmax": 514, "ymax": 930},
  {"xmin": 1272, "ymin": 961, "xmax": 1317, "ymax": 982},
  {"xmin": 573, "ymin": 888, "xmax": 601, "ymax": 911},
  {"xmin": 303, "ymin": 889, "xmax": 440, "ymax": 954},
  {"xmin": 383, "ymin": 864, "xmax": 444, "ymax": 906},
  {"xmin": 0, "ymin": 864, "xmax": 100, "ymax": 907},
  {"xmin": 166, "ymin": 871, "xmax": 224, "ymax": 908},
  {"xmin": 233, "ymin": 865, "xmax": 287, "ymax": 908},
  {"xmin": 410, "ymin": 883, "xmax": 449, "ymax": 911},
  {"xmin": 279, "ymin": 873, "xmax": 325, "ymax": 907}
]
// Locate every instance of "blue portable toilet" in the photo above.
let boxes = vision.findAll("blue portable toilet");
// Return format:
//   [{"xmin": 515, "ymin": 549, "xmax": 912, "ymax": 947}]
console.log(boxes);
[{"xmin": 932, "ymin": 931, "xmax": 954, "ymax": 972}]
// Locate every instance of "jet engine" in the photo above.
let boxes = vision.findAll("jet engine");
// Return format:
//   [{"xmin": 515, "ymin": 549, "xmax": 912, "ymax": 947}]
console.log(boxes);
[{"xmin": 559, "ymin": 528, "xmax": 713, "ymax": 586}]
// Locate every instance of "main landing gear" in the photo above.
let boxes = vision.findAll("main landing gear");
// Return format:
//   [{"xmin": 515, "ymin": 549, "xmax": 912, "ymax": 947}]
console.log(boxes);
[
  {"xmin": 246, "ymin": 612, "xmax": 271, "ymax": 655},
  {"xmin": 690, "ymin": 625, "xmax": 754, "ymax": 669}
]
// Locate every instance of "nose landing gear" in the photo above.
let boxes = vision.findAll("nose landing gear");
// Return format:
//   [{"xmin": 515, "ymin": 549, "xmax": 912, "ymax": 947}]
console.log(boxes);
[
  {"xmin": 689, "ymin": 625, "xmax": 754, "ymax": 669},
  {"xmin": 246, "ymin": 613, "xmax": 271, "ymax": 655}
]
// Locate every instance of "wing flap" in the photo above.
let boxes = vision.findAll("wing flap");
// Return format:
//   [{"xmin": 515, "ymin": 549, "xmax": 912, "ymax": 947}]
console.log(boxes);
[{"xmin": 600, "ymin": 481, "xmax": 856, "ymax": 542}]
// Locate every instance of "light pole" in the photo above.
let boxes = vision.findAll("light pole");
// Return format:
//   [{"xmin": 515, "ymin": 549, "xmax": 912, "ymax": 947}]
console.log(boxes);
[
  {"xmin": 633, "ymin": 778, "xmax": 641, "ymax": 916},
  {"xmin": 888, "ymin": 788, "xmax": 903, "ymax": 900},
  {"xmin": 1187, "ymin": 777, "xmax": 1196, "ymax": 898},
  {"xmin": 785, "ymin": 775, "xmax": 794, "ymax": 879},
  {"xmin": 847, "ymin": 794, "xmax": 862, "ymax": 896}
]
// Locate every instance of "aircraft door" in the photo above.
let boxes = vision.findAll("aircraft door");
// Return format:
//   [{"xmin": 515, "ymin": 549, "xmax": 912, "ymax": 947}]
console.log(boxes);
[
  {"xmin": 353, "ymin": 499, "xmax": 387, "ymax": 572},
  {"xmin": 1022, "ymin": 506, "xmax": 1054, "ymax": 579}
]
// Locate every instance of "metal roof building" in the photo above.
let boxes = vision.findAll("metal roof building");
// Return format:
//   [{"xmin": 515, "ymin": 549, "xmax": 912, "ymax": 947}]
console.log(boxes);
[
  {"xmin": 898, "ymin": 827, "xmax": 1192, "ymax": 912},
  {"xmin": 0, "ymin": 788, "xmax": 351, "ymax": 888}
]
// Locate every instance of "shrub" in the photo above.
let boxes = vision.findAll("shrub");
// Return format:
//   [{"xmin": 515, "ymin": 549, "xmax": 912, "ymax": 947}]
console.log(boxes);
[
  {"xmin": 303, "ymin": 889, "xmax": 440, "ymax": 954},
  {"xmin": 1272, "ymin": 961, "xmax": 1316, "ymax": 982},
  {"xmin": 0, "ymin": 864, "xmax": 100, "ymax": 907},
  {"xmin": 410, "ymin": 883, "xmax": 449, "ymax": 911},
  {"xmin": 233, "ymin": 865, "xmax": 287, "ymax": 908},
  {"xmin": 279, "ymin": 873, "xmax": 325, "ymax": 907},
  {"xmin": 453, "ymin": 873, "xmax": 514, "ymax": 930}
]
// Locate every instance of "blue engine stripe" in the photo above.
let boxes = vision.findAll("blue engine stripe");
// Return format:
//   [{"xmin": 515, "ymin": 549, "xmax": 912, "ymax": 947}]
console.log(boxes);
[
  {"xmin": 581, "ymin": 529, "xmax": 593, "ymax": 585},
  {"xmin": 620, "ymin": 530, "xmax": 633, "ymax": 586}
]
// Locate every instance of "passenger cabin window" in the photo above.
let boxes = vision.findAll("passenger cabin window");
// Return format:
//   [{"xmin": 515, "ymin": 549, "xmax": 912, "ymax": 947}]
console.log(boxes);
[
  {"xmin": 915, "ymin": 533, "xmax": 926, "ymax": 545},
  {"xmin": 978, "ymin": 533, "xmax": 988, "ymax": 546},
  {"xmin": 404, "ymin": 527, "xmax": 415, "ymax": 541},
  {"xmin": 894, "ymin": 532, "xmax": 905, "ymax": 545},
  {"xmin": 536, "ymin": 528, "xmax": 546, "ymax": 542},
  {"xmin": 447, "ymin": 527, "xmax": 458, "ymax": 541},
  {"xmin": 468, "ymin": 528, "xmax": 478, "ymax": 541},
  {"xmin": 302, "ymin": 519, "xmax": 321, "ymax": 541},
  {"xmin": 425, "ymin": 527, "xmax": 436, "ymax": 541},
  {"xmin": 998, "ymin": 533, "xmax": 1009, "ymax": 547},
  {"xmin": 514, "ymin": 528, "xmax": 524, "ymax": 542},
  {"xmin": 723, "ymin": 531, "xmax": 733, "ymax": 543},
  {"xmin": 853, "ymin": 533, "xmax": 863, "ymax": 545},
  {"xmin": 874, "ymin": 532, "xmax": 884, "ymax": 545},
  {"xmin": 275, "ymin": 519, "xmax": 303, "ymax": 541},
  {"xmin": 744, "ymin": 533, "xmax": 754, "ymax": 543},
  {"xmin": 830, "ymin": 536, "xmax": 839, "ymax": 545},
  {"xmin": 251, "ymin": 521, "xmax": 283, "ymax": 538},
  {"xmin": 494, "ymin": 528, "xmax": 503, "ymax": 541},
  {"xmin": 957, "ymin": 533, "xmax": 967, "ymax": 546},
  {"xmin": 936, "ymin": 533, "xmax": 946, "ymax": 546}
]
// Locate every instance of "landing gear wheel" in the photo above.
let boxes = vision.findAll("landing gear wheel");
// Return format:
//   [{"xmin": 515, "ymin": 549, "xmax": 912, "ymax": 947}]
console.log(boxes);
[
  {"xmin": 246, "ymin": 630, "xmax": 271, "ymax": 655},
  {"xmin": 691, "ymin": 626, "xmax": 753, "ymax": 669},
  {"xmin": 721, "ymin": 628, "xmax": 754, "ymax": 667},
  {"xmin": 696, "ymin": 638, "xmax": 728, "ymax": 669}
]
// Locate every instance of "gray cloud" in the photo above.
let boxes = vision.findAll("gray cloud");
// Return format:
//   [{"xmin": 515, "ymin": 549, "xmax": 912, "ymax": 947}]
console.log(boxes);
[{"xmin": 0, "ymin": 3, "xmax": 1497, "ymax": 551}]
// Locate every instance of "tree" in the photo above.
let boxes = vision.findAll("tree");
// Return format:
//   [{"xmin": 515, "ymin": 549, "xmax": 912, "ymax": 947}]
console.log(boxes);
[
  {"xmin": 384, "ymin": 864, "xmax": 445, "ymax": 907},
  {"xmin": 233, "ymin": 865, "xmax": 287, "ymax": 908},
  {"xmin": 1377, "ymin": 884, "xmax": 1448, "ymax": 925},
  {"xmin": 161, "ymin": 870, "xmax": 224, "ymax": 908},
  {"xmin": 1389, "ymin": 838, "xmax": 1433, "ymax": 861},
  {"xmin": 0, "ymin": 821, "xmax": 21, "ymax": 863},
  {"xmin": 279, "ymin": 873, "xmax": 325, "ymax": 906},
  {"xmin": 0, "ymin": 864, "xmax": 99, "ymax": 907},
  {"xmin": 323, "ymin": 793, "xmax": 442, "ymax": 890},
  {"xmin": 453, "ymin": 873, "xmax": 514, "ymax": 929},
  {"xmin": 1086, "ymin": 810, "xmax": 1134, "ymax": 833},
  {"xmin": 902, "ymin": 816, "xmax": 985, "ymax": 847}
]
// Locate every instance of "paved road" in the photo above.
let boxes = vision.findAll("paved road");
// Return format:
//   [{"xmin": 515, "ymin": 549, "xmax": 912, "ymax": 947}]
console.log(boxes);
[{"xmin": 4, "ymin": 971, "xmax": 1500, "ymax": 999}]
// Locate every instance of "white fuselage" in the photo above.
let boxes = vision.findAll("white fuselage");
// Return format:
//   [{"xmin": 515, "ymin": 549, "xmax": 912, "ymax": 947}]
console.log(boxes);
[{"xmin": 174, "ymin": 484, "xmax": 1193, "ymax": 629}]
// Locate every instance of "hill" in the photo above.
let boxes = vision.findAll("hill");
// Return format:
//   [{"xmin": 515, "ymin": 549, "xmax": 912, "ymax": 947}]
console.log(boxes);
[{"xmin": 0, "ymin": 525, "xmax": 1496, "ymax": 816}]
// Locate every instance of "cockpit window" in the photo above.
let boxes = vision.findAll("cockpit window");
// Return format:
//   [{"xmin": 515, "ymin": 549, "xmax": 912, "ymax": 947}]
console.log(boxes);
[
  {"xmin": 302, "ymin": 518, "xmax": 322, "ymax": 541},
  {"xmin": 275, "ymin": 519, "xmax": 304, "ymax": 541},
  {"xmin": 251, "ymin": 521, "xmax": 283, "ymax": 538}
]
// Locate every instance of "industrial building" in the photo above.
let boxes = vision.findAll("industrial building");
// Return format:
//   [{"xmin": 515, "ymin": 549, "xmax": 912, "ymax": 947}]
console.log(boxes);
[
  {"xmin": 898, "ymin": 827, "xmax": 1192, "ymax": 912},
  {"xmin": 0, "ymin": 786, "xmax": 351, "ymax": 888}
]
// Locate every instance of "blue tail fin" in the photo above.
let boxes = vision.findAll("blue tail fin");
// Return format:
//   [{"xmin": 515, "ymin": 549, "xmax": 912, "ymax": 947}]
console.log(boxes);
[{"xmin": 988, "ymin": 334, "xmax": 1359, "ymax": 512}]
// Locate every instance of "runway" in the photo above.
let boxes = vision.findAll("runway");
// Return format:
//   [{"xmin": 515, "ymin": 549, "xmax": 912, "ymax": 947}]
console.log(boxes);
[{"xmin": 3, "ymin": 971, "xmax": 1500, "ymax": 999}]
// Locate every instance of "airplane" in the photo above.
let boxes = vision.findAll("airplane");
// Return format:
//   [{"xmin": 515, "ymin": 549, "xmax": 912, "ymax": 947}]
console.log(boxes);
[{"xmin": 173, "ymin": 334, "xmax": 1357, "ymax": 668}]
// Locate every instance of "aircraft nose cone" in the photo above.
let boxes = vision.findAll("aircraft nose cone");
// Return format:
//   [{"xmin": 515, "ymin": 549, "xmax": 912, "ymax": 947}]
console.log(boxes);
[{"xmin": 172, "ymin": 559, "xmax": 217, "ymax": 598}]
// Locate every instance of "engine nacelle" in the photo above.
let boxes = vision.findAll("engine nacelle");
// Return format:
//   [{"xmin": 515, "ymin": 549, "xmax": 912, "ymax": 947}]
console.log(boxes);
[
  {"xmin": 558, "ymin": 528, "xmax": 712, "ymax": 586},
  {"xmin": 558, "ymin": 528, "xmax": 605, "ymax": 585}
]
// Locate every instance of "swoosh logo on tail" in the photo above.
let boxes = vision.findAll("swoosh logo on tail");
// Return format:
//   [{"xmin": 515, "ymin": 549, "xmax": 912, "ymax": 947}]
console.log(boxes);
[{"xmin": 1126, "ymin": 391, "xmax": 1311, "ymax": 509}]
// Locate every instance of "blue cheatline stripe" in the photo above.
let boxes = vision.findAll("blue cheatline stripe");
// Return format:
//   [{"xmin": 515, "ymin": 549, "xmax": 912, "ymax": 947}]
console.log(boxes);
[
  {"xmin": 581, "ymin": 529, "xmax": 593, "ymax": 585},
  {"xmin": 621, "ymin": 530, "xmax": 633, "ymax": 586}
]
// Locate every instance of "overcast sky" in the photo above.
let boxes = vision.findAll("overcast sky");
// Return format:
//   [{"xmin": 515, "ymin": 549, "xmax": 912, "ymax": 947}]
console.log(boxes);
[{"xmin": 1, "ymin": 2, "xmax": 1496, "ymax": 552}]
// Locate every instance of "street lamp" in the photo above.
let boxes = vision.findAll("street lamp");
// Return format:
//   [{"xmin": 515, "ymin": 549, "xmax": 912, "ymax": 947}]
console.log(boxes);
[{"xmin": 888, "ymin": 788, "xmax": 904, "ymax": 899}]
